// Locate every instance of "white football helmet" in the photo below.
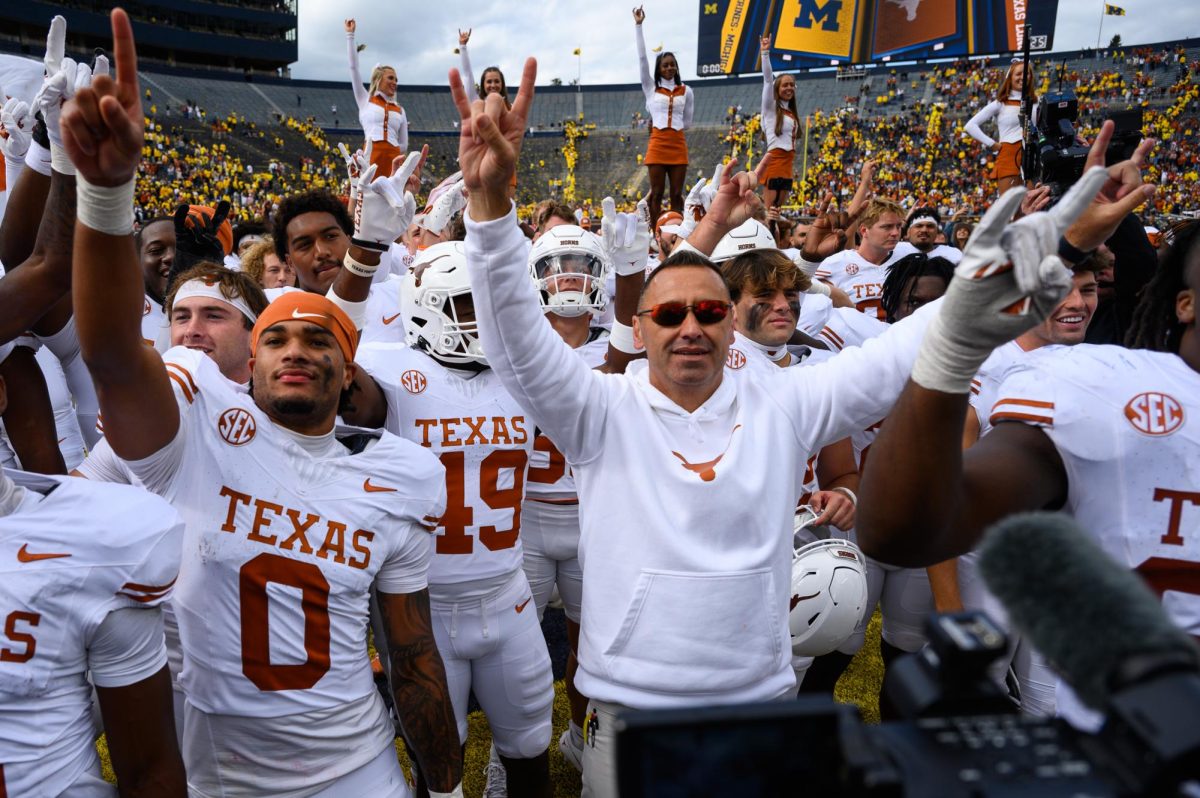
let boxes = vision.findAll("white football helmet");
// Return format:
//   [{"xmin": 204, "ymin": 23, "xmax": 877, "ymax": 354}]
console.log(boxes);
[
  {"xmin": 788, "ymin": 531, "xmax": 869, "ymax": 657},
  {"xmin": 709, "ymin": 219, "xmax": 776, "ymax": 263},
  {"xmin": 528, "ymin": 224, "xmax": 612, "ymax": 317},
  {"xmin": 401, "ymin": 241, "xmax": 485, "ymax": 365}
]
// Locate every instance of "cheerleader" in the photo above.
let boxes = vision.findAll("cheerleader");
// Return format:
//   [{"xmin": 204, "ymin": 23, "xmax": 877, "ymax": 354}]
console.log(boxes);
[
  {"xmin": 344, "ymin": 18, "xmax": 408, "ymax": 176},
  {"xmin": 457, "ymin": 27, "xmax": 517, "ymax": 199},
  {"xmin": 759, "ymin": 35, "xmax": 798, "ymax": 209},
  {"xmin": 965, "ymin": 58, "xmax": 1038, "ymax": 195},
  {"xmin": 633, "ymin": 6, "xmax": 693, "ymax": 224}
]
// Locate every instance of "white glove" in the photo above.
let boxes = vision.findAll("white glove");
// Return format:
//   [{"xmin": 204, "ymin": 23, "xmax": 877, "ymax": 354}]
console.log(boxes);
[
  {"xmin": 351, "ymin": 151, "xmax": 421, "ymax": 250},
  {"xmin": 910, "ymin": 166, "xmax": 1108, "ymax": 394},
  {"xmin": 0, "ymin": 96, "xmax": 33, "ymax": 162},
  {"xmin": 421, "ymin": 179, "xmax": 466, "ymax": 236},
  {"xmin": 43, "ymin": 16, "xmax": 66, "ymax": 76},
  {"xmin": 340, "ymin": 141, "xmax": 371, "ymax": 205},
  {"xmin": 683, "ymin": 161, "xmax": 724, "ymax": 222},
  {"xmin": 601, "ymin": 196, "xmax": 651, "ymax": 276}
]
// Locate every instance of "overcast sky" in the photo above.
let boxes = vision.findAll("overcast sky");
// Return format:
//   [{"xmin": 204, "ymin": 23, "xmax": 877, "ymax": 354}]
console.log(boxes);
[{"xmin": 291, "ymin": 1, "xmax": 1200, "ymax": 87}]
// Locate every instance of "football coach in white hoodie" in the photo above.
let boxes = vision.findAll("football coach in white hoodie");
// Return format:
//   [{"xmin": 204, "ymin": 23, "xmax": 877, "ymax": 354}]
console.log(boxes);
[{"xmin": 451, "ymin": 57, "xmax": 1099, "ymax": 798}]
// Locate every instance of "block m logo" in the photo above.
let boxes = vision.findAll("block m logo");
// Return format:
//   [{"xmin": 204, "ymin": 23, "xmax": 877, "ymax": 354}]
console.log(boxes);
[
  {"xmin": 704, "ymin": 2, "xmax": 718, "ymax": 13},
  {"xmin": 795, "ymin": 0, "xmax": 842, "ymax": 31}
]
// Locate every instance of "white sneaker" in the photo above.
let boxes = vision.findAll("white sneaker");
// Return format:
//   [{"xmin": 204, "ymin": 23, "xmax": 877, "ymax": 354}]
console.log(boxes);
[
  {"xmin": 483, "ymin": 744, "xmax": 508, "ymax": 798},
  {"xmin": 559, "ymin": 727, "xmax": 584, "ymax": 773}
]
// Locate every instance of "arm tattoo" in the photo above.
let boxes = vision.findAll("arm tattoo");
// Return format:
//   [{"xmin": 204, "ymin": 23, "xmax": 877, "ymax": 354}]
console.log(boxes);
[{"xmin": 380, "ymin": 588, "xmax": 463, "ymax": 791}]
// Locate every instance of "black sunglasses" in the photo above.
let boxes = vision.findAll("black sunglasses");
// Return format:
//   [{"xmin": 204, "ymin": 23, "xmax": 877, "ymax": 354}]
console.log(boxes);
[{"xmin": 635, "ymin": 300, "xmax": 733, "ymax": 327}]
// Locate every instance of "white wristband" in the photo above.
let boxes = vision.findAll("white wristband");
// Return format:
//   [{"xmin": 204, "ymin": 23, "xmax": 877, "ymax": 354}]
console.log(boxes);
[
  {"xmin": 429, "ymin": 786, "xmax": 464, "ymax": 798},
  {"xmin": 24, "ymin": 141, "xmax": 52, "ymax": 177},
  {"xmin": 324, "ymin": 287, "xmax": 368, "ymax": 331},
  {"xmin": 343, "ymin": 251, "xmax": 380, "ymax": 278},
  {"xmin": 76, "ymin": 175, "xmax": 135, "ymax": 236},
  {"xmin": 795, "ymin": 255, "xmax": 822, "ymax": 278},
  {"xmin": 805, "ymin": 280, "xmax": 831, "ymax": 297},
  {"xmin": 49, "ymin": 141, "xmax": 75, "ymax": 176},
  {"xmin": 671, "ymin": 238, "xmax": 704, "ymax": 258},
  {"xmin": 831, "ymin": 486, "xmax": 858, "ymax": 507},
  {"xmin": 608, "ymin": 320, "xmax": 644, "ymax": 354}
]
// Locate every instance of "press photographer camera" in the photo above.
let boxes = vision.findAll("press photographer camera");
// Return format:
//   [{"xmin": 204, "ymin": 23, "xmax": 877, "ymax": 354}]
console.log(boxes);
[
  {"xmin": 1026, "ymin": 89, "xmax": 1144, "ymax": 201},
  {"xmin": 613, "ymin": 514, "xmax": 1200, "ymax": 797}
]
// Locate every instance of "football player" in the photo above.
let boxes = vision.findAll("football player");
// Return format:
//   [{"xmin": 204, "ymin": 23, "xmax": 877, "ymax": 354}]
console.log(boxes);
[
  {"xmin": 858, "ymin": 123, "xmax": 1166, "ymax": 731},
  {"xmin": 0, "ymin": 341, "xmax": 187, "ymax": 797},
  {"xmin": 62, "ymin": 11, "xmax": 463, "ymax": 796}
]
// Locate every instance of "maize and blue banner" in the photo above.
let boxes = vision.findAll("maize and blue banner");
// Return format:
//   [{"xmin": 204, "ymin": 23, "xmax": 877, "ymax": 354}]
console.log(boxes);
[{"xmin": 696, "ymin": 0, "xmax": 1059, "ymax": 75}]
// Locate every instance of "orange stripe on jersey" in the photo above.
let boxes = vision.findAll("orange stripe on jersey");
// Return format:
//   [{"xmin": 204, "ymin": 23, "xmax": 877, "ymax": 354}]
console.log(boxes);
[
  {"xmin": 970, "ymin": 379, "xmax": 982, "ymax": 396},
  {"xmin": 819, "ymin": 327, "xmax": 845, "ymax": 350},
  {"xmin": 165, "ymin": 362, "xmax": 199, "ymax": 396},
  {"xmin": 167, "ymin": 371, "xmax": 195, "ymax": 404},
  {"xmin": 989, "ymin": 411, "xmax": 1053, "ymax": 426},
  {"xmin": 122, "ymin": 576, "xmax": 178, "ymax": 593},
  {"xmin": 994, "ymin": 397, "xmax": 1054, "ymax": 410}
]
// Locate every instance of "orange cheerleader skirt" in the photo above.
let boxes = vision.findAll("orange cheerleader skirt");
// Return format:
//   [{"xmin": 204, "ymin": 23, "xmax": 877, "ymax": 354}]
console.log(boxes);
[
  {"xmin": 989, "ymin": 141, "xmax": 1023, "ymax": 180},
  {"xmin": 645, "ymin": 127, "xmax": 689, "ymax": 166},
  {"xmin": 761, "ymin": 148, "xmax": 795, "ymax": 182},
  {"xmin": 368, "ymin": 139, "xmax": 401, "ymax": 177}
]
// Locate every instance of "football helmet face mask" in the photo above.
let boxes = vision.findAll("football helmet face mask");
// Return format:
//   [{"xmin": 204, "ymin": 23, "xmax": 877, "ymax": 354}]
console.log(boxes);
[
  {"xmin": 709, "ymin": 219, "xmax": 777, "ymax": 263},
  {"xmin": 788, "ymin": 521, "xmax": 869, "ymax": 657},
  {"xmin": 528, "ymin": 225, "xmax": 612, "ymax": 318},
  {"xmin": 401, "ymin": 240, "xmax": 486, "ymax": 366}
]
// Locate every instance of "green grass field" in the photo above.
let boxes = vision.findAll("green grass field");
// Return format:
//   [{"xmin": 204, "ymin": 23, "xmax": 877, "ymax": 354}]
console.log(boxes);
[{"xmin": 99, "ymin": 614, "xmax": 884, "ymax": 797}]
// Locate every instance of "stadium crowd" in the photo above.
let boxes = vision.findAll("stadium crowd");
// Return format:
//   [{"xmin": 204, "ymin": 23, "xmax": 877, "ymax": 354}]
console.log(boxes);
[{"xmin": 0, "ymin": 8, "xmax": 1197, "ymax": 798}]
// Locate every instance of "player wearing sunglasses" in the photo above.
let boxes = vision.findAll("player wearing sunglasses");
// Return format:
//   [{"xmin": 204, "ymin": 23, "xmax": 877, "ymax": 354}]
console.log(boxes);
[{"xmin": 450, "ymin": 57, "xmax": 1089, "ymax": 798}]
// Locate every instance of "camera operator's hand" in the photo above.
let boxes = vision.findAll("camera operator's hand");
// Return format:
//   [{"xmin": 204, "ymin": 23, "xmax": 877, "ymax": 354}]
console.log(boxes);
[{"xmin": 1063, "ymin": 120, "xmax": 1155, "ymax": 253}]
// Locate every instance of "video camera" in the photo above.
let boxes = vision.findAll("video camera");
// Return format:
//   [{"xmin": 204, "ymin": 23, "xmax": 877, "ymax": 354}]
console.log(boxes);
[
  {"xmin": 614, "ymin": 611, "xmax": 1200, "ymax": 797},
  {"xmin": 1026, "ymin": 90, "xmax": 1144, "ymax": 201}
]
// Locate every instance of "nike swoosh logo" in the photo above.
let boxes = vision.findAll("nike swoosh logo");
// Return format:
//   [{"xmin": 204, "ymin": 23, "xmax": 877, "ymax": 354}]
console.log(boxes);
[
  {"xmin": 515, "ymin": 597, "xmax": 532, "ymax": 613},
  {"xmin": 292, "ymin": 308, "xmax": 327, "ymax": 320},
  {"xmin": 790, "ymin": 591, "xmax": 819, "ymax": 611},
  {"xmin": 382, "ymin": 312, "xmax": 402, "ymax": 325},
  {"xmin": 363, "ymin": 478, "xmax": 397, "ymax": 493},
  {"xmin": 18, "ymin": 543, "xmax": 72, "ymax": 563}
]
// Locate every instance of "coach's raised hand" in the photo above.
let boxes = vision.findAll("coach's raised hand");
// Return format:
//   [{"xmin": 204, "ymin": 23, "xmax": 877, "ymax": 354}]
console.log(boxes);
[
  {"xmin": 452, "ymin": 56, "xmax": 535, "ymax": 220},
  {"xmin": 60, "ymin": 8, "xmax": 143, "ymax": 192}
]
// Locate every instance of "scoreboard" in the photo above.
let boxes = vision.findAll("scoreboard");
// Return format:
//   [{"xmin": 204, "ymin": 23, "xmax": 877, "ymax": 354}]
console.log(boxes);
[{"xmin": 696, "ymin": 0, "xmax": 1060, "ymax": 75}]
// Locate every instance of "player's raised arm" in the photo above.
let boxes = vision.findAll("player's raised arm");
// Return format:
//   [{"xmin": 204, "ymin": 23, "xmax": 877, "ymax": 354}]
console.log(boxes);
[{"xmin": 63, "ymin": 8, "xmax": 178, "ymax": 461}]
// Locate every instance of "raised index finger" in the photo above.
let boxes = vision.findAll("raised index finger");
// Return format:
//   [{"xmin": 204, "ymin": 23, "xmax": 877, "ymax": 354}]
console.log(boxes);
[
  {"xmin": 1084, "ymin": 119, "xmax": 1114, "ymax": 172},
  {"xmin": 449, "ymin": 67, "xmax": 472, "ymax": 122},
  {"xmin": 110, "ymin": 8, "xmax": 140, "ymax": 101},
  {"xmin": 509, "ymin": 57, "xmax": 538, "ymax": 125}
]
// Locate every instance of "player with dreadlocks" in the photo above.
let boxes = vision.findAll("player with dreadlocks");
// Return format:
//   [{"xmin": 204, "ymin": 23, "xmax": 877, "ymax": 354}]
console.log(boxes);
[
  {"xmin": 858, "ymin": 124, "xmax": 1197, "ymax": 731},
  {"xmin": 879, "ymin": 253, "xmax": 956, "ymax": 323},
  {"xmin": 1126, "ymin": 220, "xmax": 1199, "ymax": 353}
]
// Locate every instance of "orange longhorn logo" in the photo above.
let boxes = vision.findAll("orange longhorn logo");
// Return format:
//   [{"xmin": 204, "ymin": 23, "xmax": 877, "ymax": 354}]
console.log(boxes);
[{"xmin": 670, "ymin": 425, "xmax": 742, "ymax": 482}]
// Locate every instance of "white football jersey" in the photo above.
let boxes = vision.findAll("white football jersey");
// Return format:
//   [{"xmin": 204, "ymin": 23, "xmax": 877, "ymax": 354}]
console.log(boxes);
[
  {"xmin": 990, "ymin": 345, "xmax": 1200, "ymax": 639},
  {"xmin": 142, "ymin": 294, "xmax": 167, "ymax": 352},
  {"xmin": 357, "ymin": 344, "xmax": 536, "ymax": 587},
  {"xmin": 0, "ymin": 470, "xmax": 182, "ymax": 798},
  {"xmin": 892, "ymin": 241, "xmax": 964, "ymax": 264},
  {"xmin": 969, "ymin": 342, "xmax": 1066, "ymax": 438},
  {"xmin": 811, "ymin": 308, "xmax": 891, "ymax": 468},
  {"xmin": 815, "ymin": 250, "xmax": 896, "ymax": 321},
  {"xmin": 526, "ymin": 333, "xmax": 609, "ymax": 501},
  {"xmin": 127, "ymin": 348, "xmax": 445, "ymax": 718},
  {"xmin": 797, "ymin": 291, "xmax": 834, "ymax": 337},
  {"xmin": 360, "ymin": 276, "xmax": 408, "ymax": 347}
]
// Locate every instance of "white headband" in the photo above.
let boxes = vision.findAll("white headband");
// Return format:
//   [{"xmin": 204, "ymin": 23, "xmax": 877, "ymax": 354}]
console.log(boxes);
[
  {"xmin": 173, "ymin": 278, "xmax": 257, "ymax": 323},
  {"xmin": 909, "ymin": 214, "xmax": 939, "ymax": 227}
]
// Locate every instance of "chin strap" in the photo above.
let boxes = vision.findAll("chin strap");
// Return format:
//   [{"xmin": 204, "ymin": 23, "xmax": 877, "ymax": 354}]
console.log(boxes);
[{"xmin": 741, "ymin": 334, "xmax": 790, "ymax": 362}]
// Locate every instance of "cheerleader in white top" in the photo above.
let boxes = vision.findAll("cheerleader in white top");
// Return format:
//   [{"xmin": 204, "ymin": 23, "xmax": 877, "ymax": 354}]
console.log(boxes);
[
  {"xmin": 344, "ymin": 18, "xmax": 408, "ymax": 177},
  {"xmin": 633, "ymin": 6, "xmax": 694, "ymax": 225},
  {"xmin": 457, "ymin": 27, "xmax": 517, "ymax": 199},
  {"xmin": 964, "ymin": 59, "xmax": 1038, "ymax": 196},
  {"xmin": 759, "ymin": 36, "xmax": 799, "ymax": 209}
]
